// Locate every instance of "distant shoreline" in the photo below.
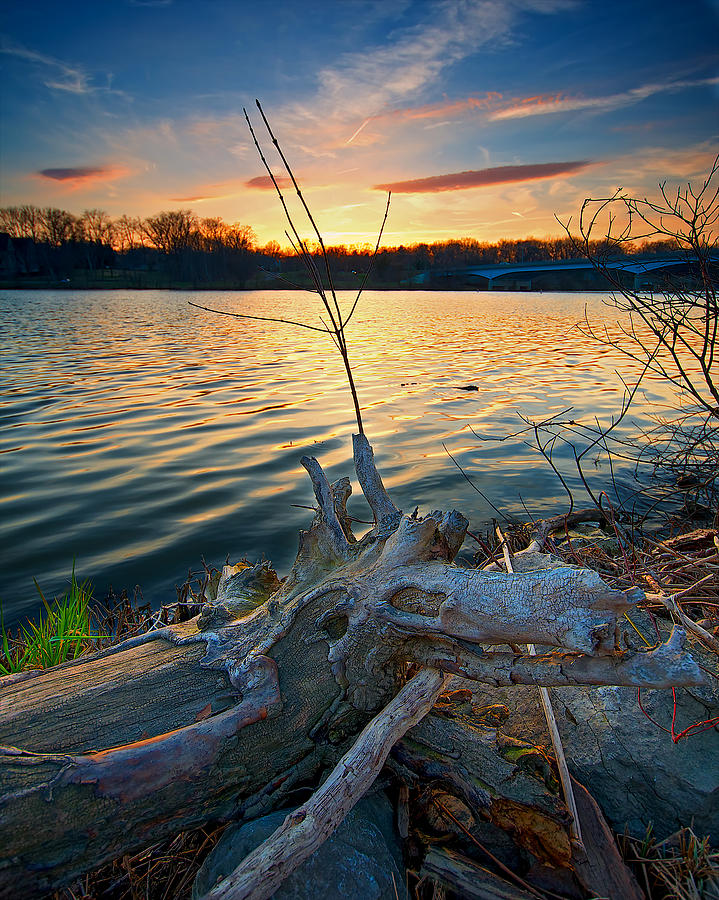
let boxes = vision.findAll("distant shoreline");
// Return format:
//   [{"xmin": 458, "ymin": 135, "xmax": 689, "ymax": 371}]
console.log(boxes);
[{"xmin": 0, "ymin": 278, "xmax": 612, "ymax": 293}]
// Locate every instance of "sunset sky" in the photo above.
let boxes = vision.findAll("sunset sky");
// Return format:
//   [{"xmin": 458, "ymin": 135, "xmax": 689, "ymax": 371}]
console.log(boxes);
[{"xmin": 1, "ymin": 0, "xmax": 717, "ymax": 247}]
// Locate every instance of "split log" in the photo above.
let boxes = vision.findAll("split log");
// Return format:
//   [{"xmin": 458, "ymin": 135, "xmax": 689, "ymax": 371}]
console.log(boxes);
[{"xmin": 0, "ymin": 434, "xmax": 704, "ymax": 897}]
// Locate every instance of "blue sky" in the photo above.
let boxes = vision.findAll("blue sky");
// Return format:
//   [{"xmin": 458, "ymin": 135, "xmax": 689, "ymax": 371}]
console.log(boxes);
[{"xmin": 1, "ymin": 0, "xmax": 717, "ymax": 245}]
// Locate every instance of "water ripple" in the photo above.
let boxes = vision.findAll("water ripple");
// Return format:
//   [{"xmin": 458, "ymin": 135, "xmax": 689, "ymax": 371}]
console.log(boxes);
[{"xmin": 0, "ymin": 288, "xmax": 675, "ymax": 625}]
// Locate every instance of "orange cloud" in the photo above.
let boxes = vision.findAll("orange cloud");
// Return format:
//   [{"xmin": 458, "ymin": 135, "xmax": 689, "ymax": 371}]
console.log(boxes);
[
  {"xmin": 490, "ymin": 93, "xmax": 570, "ymax": 120},
  {"xmin": 170, "ymin": 193, "xmax": 222, "ymax": 202},
  {"xmin": 386, "ymin": 94, "xmax": 502, "ymax": 122},
  {"xmin": 489, "ymin": 77, "xmax": 719, "ymax": 121},
  {"xmin": 375, "ymin": 160, "xmax": 592, "ymax": 193},
  {"xmin": 36, "ymin": 165, "xmax": 130, "ymax": 186},
  {"xmin": 408, "ymin": 91, "xmax": 502, "ymax": 119}
]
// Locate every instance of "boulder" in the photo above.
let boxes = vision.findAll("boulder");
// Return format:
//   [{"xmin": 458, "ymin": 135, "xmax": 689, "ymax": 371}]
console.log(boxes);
[{"xmin": 193, "ymin": 791, "xmax": 408, "ymax": 900}]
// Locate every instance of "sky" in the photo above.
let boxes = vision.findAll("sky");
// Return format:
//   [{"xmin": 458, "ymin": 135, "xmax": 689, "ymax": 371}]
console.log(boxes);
[{"xmin": 1, "ymin": 0, "xmax": 718, "ymax": 247}]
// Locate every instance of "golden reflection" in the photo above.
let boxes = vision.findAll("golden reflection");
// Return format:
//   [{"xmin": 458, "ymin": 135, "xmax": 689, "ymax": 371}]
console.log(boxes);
[
  {"xmin": 181, "ymin": 501, "xmax": 244, "ymax": 526},
  {"xmin": 271, "ymin": 429, "xmax": 344, "ymax": 452}
]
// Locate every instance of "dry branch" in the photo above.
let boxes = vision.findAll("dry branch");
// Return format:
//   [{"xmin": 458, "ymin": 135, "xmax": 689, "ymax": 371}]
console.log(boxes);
[
  {"xmin": 497, "ymin": 525, "xmax": 583, "ymax": 849},
  {"xmin": 199, "ymin": 667, "xmax": 448, "ymax": 900}
]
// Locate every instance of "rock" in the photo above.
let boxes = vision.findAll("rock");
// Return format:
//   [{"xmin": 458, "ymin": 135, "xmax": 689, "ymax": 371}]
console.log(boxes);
[
  {"xmin": 192, "ymin": 791, "xmax": 408, "ymax": 900},
  {"xmin": 464, "ymin": 614, "xmax": 719, "ymax": 840},
  {"xmin": 553, "ymin": 677, "xmax": 719, "ymax": 839}
]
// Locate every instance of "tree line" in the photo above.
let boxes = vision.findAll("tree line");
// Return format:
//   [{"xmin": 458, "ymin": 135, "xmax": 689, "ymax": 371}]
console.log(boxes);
[
  {"xmin": 0, "ymin": 206, "xmax": 256, "ymax": 286},
  {"xmin": 0, "ymin": 203, "xmax": 683, "ymax": 288}
]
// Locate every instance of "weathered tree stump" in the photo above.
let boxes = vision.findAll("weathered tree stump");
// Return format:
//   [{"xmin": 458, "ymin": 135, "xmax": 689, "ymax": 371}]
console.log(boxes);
[{"xmin": 0, "ymin": 435, "xmax": 703, "ymax": 898}]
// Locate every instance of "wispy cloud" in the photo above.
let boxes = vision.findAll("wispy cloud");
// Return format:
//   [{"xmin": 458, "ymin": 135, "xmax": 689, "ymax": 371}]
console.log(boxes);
[
  {"xmin": 170, "ymin": 181, "xmax": 242, "ymax": 202},
  {"xmin": 1, "ymin": 42, "xmax": 131, "ymax": 99},
  {"xmin": 345, "ymin": 93, "xmax": 502, "ymax": 144},
  {"xmin": 125, "ymin": 2, "xmax": 567, "ymax": 166},
  {"xmin": 319, "ymin": 2, "xmax": 504, "ymax": 112},
  {"xmin": 375, "ymin": 160, "xmax": 591, "ymax": 193},
  {"xmin": 1, "ymin": 44, "xmax": 93, "ymax": 93},
  {"xmin": 490, "ymin": 76, "xmax": 719, "ymax": 121},
  {"xmin": 36, "ymin": 165, "xmax": 130, "ymax": 185},
  {"xmin": 170, "ymin": 193, "xmax": 228, "ymax": 202},
  {"xmin": 156, "ymin": 2, "xmax": 551, "ymax": 160},
  {"xmin": 274, "ymin": 0, "xmax": 573, "ymax": 145},
  {"xmin": 391, "ymin": 94, "xmax": 504, "ymax": 122}
]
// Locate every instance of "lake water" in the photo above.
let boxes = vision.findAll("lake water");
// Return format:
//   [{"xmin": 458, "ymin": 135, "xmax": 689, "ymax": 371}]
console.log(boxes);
[{"xmin": 1, "ymin": 289, "xmax": 670, "ymax": 626}]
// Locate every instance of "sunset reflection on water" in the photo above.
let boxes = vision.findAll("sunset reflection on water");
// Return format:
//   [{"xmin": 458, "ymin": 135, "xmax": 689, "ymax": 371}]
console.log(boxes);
[{"xmin": 0, "ymin": 288, "xmax": 677, "ymax": 624}]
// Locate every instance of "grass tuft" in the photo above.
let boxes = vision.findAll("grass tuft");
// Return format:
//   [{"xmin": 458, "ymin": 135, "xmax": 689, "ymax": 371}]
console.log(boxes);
[
  {"xmin": 621, "ymin": 826, "xmax": 719, "ymax": 899},
  {"xmin": 0, "ymin": 566, "xmax": 103, "ymax": 675}
]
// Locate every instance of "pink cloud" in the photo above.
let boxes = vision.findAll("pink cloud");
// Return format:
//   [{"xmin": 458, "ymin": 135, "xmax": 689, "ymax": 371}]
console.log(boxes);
[
  {"xmin": 490, "ymin": 93, "xmax": 572, "ymax": 120},
  {"xmin": 489, "ymin": 77, "xmax": 719, "ymax": 121},
  {"xmin": 346, "ymin": 93, "xmax": 503, "ymax": 144},
  {"xmin": 169, "ymin": 193, "xmax": 219, "ymax": 202},
  {"xmin": 375, "ymin": 160, "xmax": 592, "ymax": 193}
]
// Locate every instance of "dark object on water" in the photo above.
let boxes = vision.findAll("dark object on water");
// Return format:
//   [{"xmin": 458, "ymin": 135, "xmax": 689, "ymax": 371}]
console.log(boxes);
[{"xmin": 458, "ymin": 384, "xmax": 479, "ymax": 391}]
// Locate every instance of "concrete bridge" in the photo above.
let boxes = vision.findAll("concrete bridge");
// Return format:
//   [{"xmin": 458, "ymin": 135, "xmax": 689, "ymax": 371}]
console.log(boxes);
[{"xmin": 412, "ymin": 256, "xmax": 716, "ymax": 291}]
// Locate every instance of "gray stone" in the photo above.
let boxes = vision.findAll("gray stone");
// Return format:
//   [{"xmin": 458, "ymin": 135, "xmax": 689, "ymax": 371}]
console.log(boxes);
[{"xmin": 193, "ymin": 791, "xmax": 408, "ymax": 900}]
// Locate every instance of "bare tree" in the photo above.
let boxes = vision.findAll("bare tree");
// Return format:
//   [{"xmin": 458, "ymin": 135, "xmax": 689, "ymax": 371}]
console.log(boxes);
[
  {"xmin": 19, "ymin": 205, "xmax": 43, "ymax": 240},
  {"xmin": 75, "ymin": 209, "xmax": 115, "ymax": 272},
  {"xmin": 77, "ymin": 208, "xmax": 115, "ymax": 245},
  {"xmin": 1, "ymin": 205, "xmax": 45, "ymax": 240},
  {"xmin": 561, "ymin": 157, "xmax": 719, "ymax": 507},
  {"xmin": 114, "ymin": 214, "xmax": 145, "ymax": 252},
  {"xmin": 0, "ymin": 206, "xmax": 23, "ymax": 237},
  {"xmin": 142, "ymin": 209, "xmax": 198, "ymax": 255},
  {"xmin": 39, "ymin": 207, "xmax": 76, "ymax": 247},
  {"xmin": 224, "ymin": 221, "xmax": 256, "ymax": 252}
]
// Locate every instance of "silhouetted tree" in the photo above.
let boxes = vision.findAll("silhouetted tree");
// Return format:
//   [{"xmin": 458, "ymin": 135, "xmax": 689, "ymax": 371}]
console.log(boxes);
[
  {"xmin": 114, "ymin": 214, "xmax": 145, "ymax": 252},
  {"xmin": 558, "ymin": 156, "xmax": 719, "ymax": 510},
  {"xmin": 40, "ymin": 208, "xmax": 76, "ymax": 247}
]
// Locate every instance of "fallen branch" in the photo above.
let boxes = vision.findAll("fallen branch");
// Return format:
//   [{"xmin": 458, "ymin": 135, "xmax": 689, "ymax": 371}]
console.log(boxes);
[
  {"xmin": 199, "ymin": 667, "xmax": 448, "ymax": 900},
  {"xmin": 410, "ymin": 626, "xmax": 700, "ymax": 689},
  {"xmin": 0, "ymin": 436, "xmax": 704, "ymax": 896},
  {"xmin": 651, "ymin": 586, "xmax": 719, "ymax": 655}
]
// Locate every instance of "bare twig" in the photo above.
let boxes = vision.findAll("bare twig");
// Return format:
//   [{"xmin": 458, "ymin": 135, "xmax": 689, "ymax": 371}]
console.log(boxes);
[{"xmin": 194, "ymin": 102, "xmax": 392, "ymax": 437}]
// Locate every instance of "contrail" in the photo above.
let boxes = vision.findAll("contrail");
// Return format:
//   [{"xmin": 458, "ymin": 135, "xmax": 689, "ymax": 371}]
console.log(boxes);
[{"xmin": 345, "ymin": 118, "xmax": 371, "ymax": 145}]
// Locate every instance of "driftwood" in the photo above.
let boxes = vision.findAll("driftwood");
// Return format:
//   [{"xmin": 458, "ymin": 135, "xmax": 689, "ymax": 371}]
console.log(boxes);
[
  {"xmin": 202, "ymin": 667, "xmax": 448, "ymax": 900},
  {"xmin": 0, "ymin": 434, "xmax": 704, "ymax": 898}
]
